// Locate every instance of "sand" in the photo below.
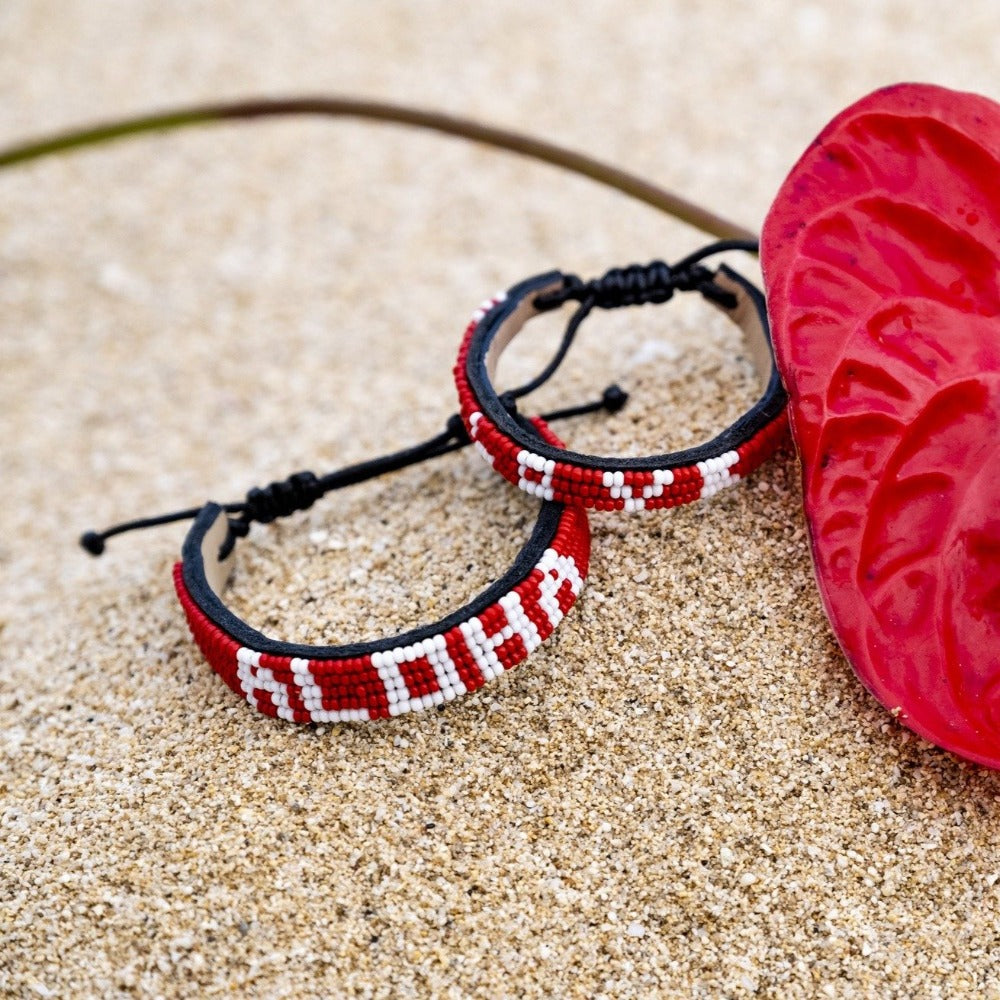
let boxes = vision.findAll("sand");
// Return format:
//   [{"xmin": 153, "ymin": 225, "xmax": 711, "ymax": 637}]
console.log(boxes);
[{"xmin": 3, "ymin": 2, "xmax": 1000, "ymax": 997}]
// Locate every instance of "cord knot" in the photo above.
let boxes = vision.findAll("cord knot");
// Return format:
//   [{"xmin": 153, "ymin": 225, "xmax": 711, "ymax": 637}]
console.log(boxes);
[
  {"xmin": 243, "ymin": 470, "xmax": 323, "ymax": 525},
  {"xmin": 534, "ymin": 260, "xmax": 737, "ymax": 313},
  {"xmin": 588, "ymin": 260, "xmax": 677, "ymax": 308}
]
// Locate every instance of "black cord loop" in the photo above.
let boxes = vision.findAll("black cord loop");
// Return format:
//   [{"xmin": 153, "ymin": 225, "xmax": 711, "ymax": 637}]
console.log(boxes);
[
  {"xmin": 503, "ymin": 241, "xmax": 759, "ymax": 403},
  {"xmin": 80, "ymin": 383, "xmax": 629, "ymax": 556}
]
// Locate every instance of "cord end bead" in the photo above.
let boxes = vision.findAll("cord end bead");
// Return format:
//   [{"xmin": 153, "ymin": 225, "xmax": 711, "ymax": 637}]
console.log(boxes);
[
  {"xmin": 602, "ymin": 384, "xmax": 628, "ymax": 413},
  {"xmin": 80, "ymin": 531, "xmax": 106, "ymax": 556}
]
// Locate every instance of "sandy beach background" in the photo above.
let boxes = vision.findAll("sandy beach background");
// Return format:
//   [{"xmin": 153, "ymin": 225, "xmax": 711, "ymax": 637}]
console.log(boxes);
[{"xmin": 3, "ymin": 2, "xmax": 1000, "ymax": 996}]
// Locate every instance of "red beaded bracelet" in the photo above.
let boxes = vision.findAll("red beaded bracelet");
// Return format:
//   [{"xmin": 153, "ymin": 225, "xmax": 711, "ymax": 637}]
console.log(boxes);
[
  {"xmin": 175, "ymin": 490, "xmax": 589, "ymax": 723},
  {"xmin": 455, "ymin": 244, "xmax": 789, "ymax": 512},
  {"xmin": 83, "ymin": 394, "xmax": 625, "ymax": 723}
]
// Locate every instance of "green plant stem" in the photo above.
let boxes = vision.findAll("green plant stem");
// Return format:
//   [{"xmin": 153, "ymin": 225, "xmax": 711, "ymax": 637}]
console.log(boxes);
[{"xmin": 0, "ymin": 97, "xmax": 757, "ymax": 243}]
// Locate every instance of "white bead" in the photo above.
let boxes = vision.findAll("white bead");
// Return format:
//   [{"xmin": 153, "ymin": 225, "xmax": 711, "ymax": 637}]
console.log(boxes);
[{"xmin": 602, "ymin": 471, "xmax": 614, "ymax": 487}]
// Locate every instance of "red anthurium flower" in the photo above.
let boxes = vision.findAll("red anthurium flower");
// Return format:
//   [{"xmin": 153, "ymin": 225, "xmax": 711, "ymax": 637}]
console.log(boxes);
[{"xmin": 763, "ymin": 82, "xmax": 1000, "ymax": 768}]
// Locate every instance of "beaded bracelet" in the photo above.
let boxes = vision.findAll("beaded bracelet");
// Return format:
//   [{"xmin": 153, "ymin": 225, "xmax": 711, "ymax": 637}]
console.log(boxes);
[
  {"xmin": 85, "ymin": 392, "xmax": 624, "ymax": 723},
  {"xmin": 176, "ymin": 494, "xmax": 588, "ymax": 723},
  {"xmin": 455, "ymin": 242, "xmax": 789, "ymax": 512}
]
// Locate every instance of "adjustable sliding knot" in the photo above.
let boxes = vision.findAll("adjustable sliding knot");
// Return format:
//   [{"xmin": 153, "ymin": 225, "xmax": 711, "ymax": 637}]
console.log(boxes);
[
  {"xmin": 534, "ymin": 260, "xmax": 737, "ymax": 313},
  {"xmin": 586, "ymin": 260, "xmax": 678, "ymax": 309},
  {"xmin": 242, "ymin": 470, "xmax": 323, "ymax": 526}
]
